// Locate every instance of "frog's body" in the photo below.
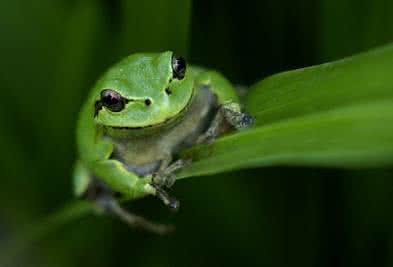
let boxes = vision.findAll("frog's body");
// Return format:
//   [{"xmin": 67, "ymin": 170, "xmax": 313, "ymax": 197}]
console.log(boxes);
[
  {"xmin": 110, "ymin": 86, "xmax": 216, "ymax": 177},
  {"xmin": 73, "ymin": 51, "xmax": 253, "ymax": 233}
]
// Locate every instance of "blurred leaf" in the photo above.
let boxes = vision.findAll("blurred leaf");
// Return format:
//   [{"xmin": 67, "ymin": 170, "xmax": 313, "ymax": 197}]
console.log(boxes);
[
  {"xmin": 44, "ymin": 0, "xmax": 103, "ymax": 134},
  {"xmin": 119, "ymin": 0, "xmax": 191, "ymax": 56},
  {"xmin": 179, "ymin": 44, "xmax": 393, "ymax": 178},
  {"xmin": 0, "ymin": 201, "xmax": 94, "ymax": 267},
  {"xmin": 0, "ymin": 124, "xmax": 39, "ymax": 223},
  {"xmin": 342, "ymin": 170, "xmax": 393, "ymax": 266},
  {"xmin": 318, "ymin": 0, "xmax": 393, "ymax": 61}
]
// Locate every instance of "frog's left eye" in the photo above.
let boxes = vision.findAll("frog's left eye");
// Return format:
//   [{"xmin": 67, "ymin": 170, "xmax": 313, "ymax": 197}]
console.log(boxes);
[
  {"xmin": 100, "ymin": 89, "xmax": 126, "ymax": 112},
  {"xmin": 171, "ymin": 55, "xmax": 186, "ymax": 80}
]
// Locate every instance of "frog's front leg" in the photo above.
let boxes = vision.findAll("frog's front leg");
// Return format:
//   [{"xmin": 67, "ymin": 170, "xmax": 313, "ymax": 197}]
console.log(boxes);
[
  {"xmin": 151, "ymin": 154, "xmax": 192, "ymax": 209},
  {"xmin": 196, "ymin": 71, "xmax": 255, "ymax": 144},
  {"xmin": 153, "ymin": 156, "xmax": 192, "ymax": 188},
  {"xmin": 198, "ymin": 102, "xmax": 255, "ymax": 144},
  {"xmin": 220, "ymin": 102, "xmax": 256, "ymax": 129},
  {"xmin": 91, "ymin": 159, "xmax": 155, "ymax": 198},
  {"xmin": 91, "ymin": 159, "xmax": 181, "ymax": 210}
]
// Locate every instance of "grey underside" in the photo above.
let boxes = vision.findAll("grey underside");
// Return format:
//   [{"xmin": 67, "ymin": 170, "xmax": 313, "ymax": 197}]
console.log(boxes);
[{"xmin": 109, "ymin": 86, "xmax": 218, "ymax": 176}]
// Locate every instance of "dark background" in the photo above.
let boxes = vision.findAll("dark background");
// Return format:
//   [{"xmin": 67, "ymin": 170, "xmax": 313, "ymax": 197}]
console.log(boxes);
[{"xmin": 1, "ymin": 0, "xmax": 393, "ymax": 266}]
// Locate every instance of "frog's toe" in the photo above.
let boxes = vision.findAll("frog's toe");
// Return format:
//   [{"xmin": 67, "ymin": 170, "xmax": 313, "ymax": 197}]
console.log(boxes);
[
  {"xmin": 153, "ymin": 158, "xmax": 191, "ymax": 188},
  {"xmin": 236, "ymin": 112, "xmax": 256, "ymax": 129},
  {"xmin": 153, "ymin": 173, "xmax": 176, "ymax": 188},
  {"xmin": 164, "ymin": 173, "xmax": 177, "ymax": 187},
  {"xmin": 196, "ymin": 134, "xmax": 216, "ymax": 145},
  {"xmin": 151, "ymin": 184, "xmax": 180, "ymax": 211},
  {"xmin": 152, "ymin": 173, "xmax": 165, "ymax": 187}
]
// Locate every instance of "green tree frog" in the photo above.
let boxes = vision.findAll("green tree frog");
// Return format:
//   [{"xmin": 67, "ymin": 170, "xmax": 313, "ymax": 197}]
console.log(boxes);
[{"xmin": 73, "ymin": 51, "xmax": 254, "ymax": 233}]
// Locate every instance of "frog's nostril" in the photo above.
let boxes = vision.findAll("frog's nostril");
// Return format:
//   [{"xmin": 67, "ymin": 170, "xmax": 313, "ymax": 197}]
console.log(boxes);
[
  {"xmin": 144, "ymin": 99, "xmax": 152, "ymax": 106},
  {"xmin": 165, "ymin": 88, "xmax": 172, "ymax": 95}
]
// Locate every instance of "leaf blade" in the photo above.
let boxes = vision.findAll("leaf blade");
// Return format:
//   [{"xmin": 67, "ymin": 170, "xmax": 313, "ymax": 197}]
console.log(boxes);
[
  {"xmin": 247, "ymin": 44, "xmax": 393, "ymax": 126},
  {"xmin": 179, "ymin": 44, "xmax": 393, "ymax": 178},
  {"xmin": 179, "ymin": 99, "xmax": 393, "ymax": 178}
]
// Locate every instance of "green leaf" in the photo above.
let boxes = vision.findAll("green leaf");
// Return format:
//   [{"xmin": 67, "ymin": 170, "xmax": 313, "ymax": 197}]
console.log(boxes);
[
  {"xmin": 247, "ymin": 44, "xmax": 393, "ymax": 126},
  {"xmin": 178, "ymin": 44, "xmax": 393, "ymax": 178}
]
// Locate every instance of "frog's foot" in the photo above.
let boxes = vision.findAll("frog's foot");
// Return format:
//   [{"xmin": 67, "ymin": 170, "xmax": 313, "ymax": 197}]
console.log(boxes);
[
  {"xmin": 221, "ymin": 102, "xmax": 255, "ymax": 130},
  {"xmin": 151, "ymin": 159, "xmax": 192, "ymax": 210},
  {"xmin": 153, "ymin": 159, "xmax": 192, "ymax": 188},
  {"xmin": 96, "ymin": 195, "xmax": 174, "ymax": 234},
  {"xmin": 197, "ymin": 102, "xmax": 255, "ymax": 144},
  {"xmin": 151, "ymin": 184, "xmax": 180, "ymax": 210}
]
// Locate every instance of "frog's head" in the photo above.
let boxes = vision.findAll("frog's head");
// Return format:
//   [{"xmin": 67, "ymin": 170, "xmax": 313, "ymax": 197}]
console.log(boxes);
[{"xmin": 93, "ymin": 51, "xmax": 193, "ymax": 129}]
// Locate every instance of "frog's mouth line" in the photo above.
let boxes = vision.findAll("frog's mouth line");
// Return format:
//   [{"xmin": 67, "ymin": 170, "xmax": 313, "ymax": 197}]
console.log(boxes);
[
  {"xmin": 104, "ymin": 89, "xmax": 196, "ymax": 131},
  {"xmin": 106, "ymin": 113, "xmax": 181, "ymax": 130}
]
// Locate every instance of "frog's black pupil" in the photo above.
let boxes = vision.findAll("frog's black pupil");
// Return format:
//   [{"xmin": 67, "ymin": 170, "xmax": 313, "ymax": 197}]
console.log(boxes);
[
  {"xmin": 171, "ymin": 55, "xmax": 186, "ymax": 80},
  {"xmin": 100, "ymin": 89, "xmax": 124, "ymax": 112}
]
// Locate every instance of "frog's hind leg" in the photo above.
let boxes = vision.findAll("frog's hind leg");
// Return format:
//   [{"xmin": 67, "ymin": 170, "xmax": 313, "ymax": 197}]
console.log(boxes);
[
  {"xmin": 86, "ymin": 180, "xmax": 173, "ymax": 234},
  {"xmin": 94, "ymin": 193, "xmax": 174, "ymax": 234},
  {"xmin": 73, "ymin": 162, "xmax": 173, "ymax": 234},
  {"xmin": 197, "ymin": 102, "xmax": 255, "ymax": 144}
]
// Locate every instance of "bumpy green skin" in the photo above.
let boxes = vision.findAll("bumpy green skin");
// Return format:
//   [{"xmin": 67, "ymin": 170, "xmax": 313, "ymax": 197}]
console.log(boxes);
[{"xmin": 74, "ymin": 51, "xmax": 240, "ymax": 201}]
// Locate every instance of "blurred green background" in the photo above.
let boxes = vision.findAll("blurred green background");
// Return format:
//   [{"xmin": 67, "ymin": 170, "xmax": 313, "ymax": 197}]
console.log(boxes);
[{"xmin": 1, "ymin": 0, "xmax": 393, "ymax": 266}]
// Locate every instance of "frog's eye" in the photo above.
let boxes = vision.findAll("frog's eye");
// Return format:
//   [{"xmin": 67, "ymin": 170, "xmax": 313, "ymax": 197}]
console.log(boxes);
[
  {"xmin": 100, "ymin": 89, "xmax": 126, "ymax": 112},
  {"xmin": 171, "ymin": 55, "xmax": 186, "ymax": 80}
]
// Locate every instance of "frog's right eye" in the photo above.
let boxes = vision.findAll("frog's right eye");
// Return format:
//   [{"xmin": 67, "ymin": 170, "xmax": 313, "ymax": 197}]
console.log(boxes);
[{"xmin": 100, "ymin": 89, "xmax": 126, "ymax": 112}]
